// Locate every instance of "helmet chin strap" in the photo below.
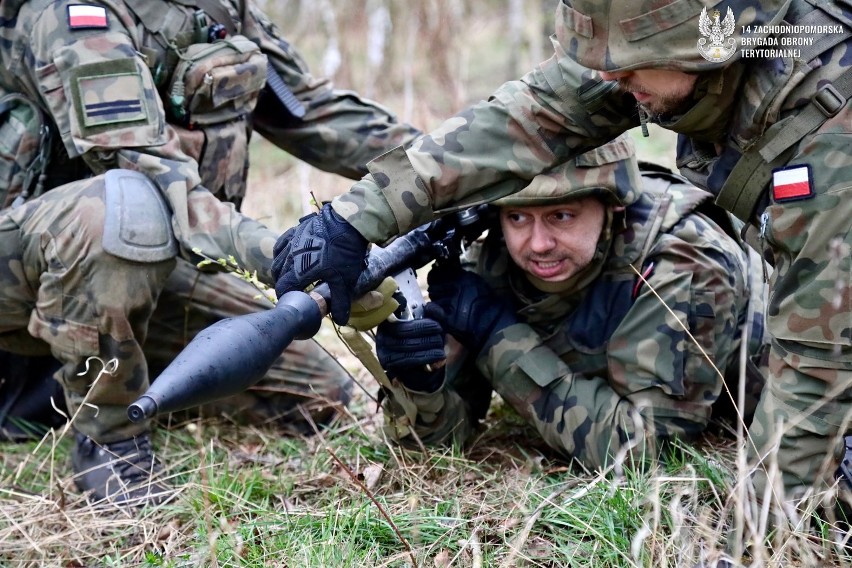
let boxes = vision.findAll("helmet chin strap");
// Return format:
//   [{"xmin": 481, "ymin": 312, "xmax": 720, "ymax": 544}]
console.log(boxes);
[{"xmin": 638, "ymin": 106, "xmax": 651, "ymax": 137}]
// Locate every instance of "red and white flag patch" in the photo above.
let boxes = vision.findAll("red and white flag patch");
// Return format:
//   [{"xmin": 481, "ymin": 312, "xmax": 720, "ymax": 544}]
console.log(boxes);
[
  {"xmin": 772, "ymin": 165, "xmax": 814, "ymax": 202},
  {"xmin": 67, "ymin": 5, "xmax": 108, "ymax": 29}
]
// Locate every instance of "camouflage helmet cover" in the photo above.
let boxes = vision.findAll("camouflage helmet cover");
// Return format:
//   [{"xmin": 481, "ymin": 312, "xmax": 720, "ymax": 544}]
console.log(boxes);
[
  {"xmin": 556, "ymin": 0, "xmax": 793, "ymax": 72},
  {"xmin": 494, "ymin": 134, "xmax": 641, "ymax": 208}
]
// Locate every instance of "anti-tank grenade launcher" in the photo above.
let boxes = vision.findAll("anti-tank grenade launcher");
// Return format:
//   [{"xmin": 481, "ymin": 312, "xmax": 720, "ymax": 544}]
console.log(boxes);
[{"xmin": 127, "ymin": 205, "xmax": 491, "ymax": 423}]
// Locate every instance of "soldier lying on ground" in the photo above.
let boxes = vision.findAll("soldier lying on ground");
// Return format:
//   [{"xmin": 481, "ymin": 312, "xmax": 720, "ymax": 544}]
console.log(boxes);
[
  {"xmin": 272, "ymin": 0, "xmax": 852, "ymax": 526},
  {"xmin": 0, "ymin": 0, "xmax": 421, "ymax": 506},
  {"xmin": 374, "ymin": 138, "xmax": 768, "ymax": 469}
]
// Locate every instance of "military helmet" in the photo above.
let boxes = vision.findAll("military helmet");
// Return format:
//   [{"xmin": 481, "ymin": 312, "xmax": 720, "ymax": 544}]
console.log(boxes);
[
  {"xmin": 494, "ymin": 134, "xmax": 641, "ymax": 208},
  {"xmin": 556, "ymin": 0, "xmax": 792, "ymax": 72}
]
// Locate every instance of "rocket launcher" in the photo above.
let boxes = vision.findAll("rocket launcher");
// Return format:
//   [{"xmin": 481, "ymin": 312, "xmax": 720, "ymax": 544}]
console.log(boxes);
[{"xmin": 127, "ymin": 206, "xmax": 491, "ymax": 423}]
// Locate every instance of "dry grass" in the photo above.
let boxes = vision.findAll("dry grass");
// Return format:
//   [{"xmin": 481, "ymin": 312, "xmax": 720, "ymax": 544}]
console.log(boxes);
[{"xmin": 3, "ymin": 344, "xmax": 852, "ymax": 566}]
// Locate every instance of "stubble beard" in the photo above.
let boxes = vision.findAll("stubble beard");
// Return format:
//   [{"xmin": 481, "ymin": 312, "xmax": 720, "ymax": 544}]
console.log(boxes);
[{"xmin": 618, "ymin": 79, "xmax": 695, "ymax": 116}]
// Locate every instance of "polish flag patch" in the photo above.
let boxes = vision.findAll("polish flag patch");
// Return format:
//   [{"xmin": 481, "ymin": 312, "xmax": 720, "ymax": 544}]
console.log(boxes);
[
  {"xmin": 772, "ymin": 165, "xmax": 814, "ymax": 202},
  {"xmin": 67, "ymin": 5, "xmax": 108, "ymax": 29}
]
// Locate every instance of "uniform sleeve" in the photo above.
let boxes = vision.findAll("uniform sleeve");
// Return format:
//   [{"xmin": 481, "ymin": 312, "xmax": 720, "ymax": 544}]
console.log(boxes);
[
  {"xmin": 26, "ymin": 1, "xmax": 277, "ymax": 281},
  {"xmin": 244, "ymin": 5, "xmax": 422, "ymax": 180},
  {"xmin": 476, "ymin": 223, "xmax": 748, "ymax": 470},
  {"xmin": 331, "ymin": 44, "xmax": 639, "ymax": 244},
  {"xmin": 477, "ymin": 322, "xmax": 647, "ymax": 470},
  {"xmin": 381, "ymin": 384, "xmax": 478, "ymax": 450}
]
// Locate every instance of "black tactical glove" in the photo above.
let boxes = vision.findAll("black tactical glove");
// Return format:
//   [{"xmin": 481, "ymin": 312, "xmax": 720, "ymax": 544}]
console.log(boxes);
[
  {"xmin": 272, "ymin": 203, "xmax": 369, "ymax": 324},
  {"xmin": 376, "ymin": 317, "xmax": 446, "ymax": 393},
  {"xmin": 426, "ymin": 261, "xmax": 517, "ymax": 356}
]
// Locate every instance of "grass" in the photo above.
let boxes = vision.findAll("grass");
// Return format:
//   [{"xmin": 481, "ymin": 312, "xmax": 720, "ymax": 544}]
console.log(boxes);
[{"xmin": 4, "ymin": 383, "xmax": 852, "ymax": 566}]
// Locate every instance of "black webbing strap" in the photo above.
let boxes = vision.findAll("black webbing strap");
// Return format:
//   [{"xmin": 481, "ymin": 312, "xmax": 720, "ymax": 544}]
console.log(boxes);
[{"xmin": 264, "ymin": 62, "xmax": 306, "ymax": 119}]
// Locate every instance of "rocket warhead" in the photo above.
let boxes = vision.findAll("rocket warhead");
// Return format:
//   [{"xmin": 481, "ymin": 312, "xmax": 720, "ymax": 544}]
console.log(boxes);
[{"xmin": 127, "ymin": 291, "xmax": 322, "ymax": 422}]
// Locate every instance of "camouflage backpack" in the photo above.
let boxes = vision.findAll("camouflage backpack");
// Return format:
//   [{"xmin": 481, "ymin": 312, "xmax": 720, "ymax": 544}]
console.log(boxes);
[{"xmin": 0, "ymin": 91, "xmax": 51, "ymax": 210}]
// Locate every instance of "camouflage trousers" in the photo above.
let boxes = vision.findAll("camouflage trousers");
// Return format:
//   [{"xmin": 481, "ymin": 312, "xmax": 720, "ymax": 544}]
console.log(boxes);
[
  {"xmin": 748, "ymin": 174, "xmax": 852, "ymax": 505},
  {"xmin": 0, "ymin": 175, "xmax": 352, "ymax": 443}
]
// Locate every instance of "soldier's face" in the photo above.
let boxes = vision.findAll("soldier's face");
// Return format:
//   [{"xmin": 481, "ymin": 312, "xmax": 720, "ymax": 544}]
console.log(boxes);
[
  {"xmin": 500, "ymin": 197, "xmax": 605, "ymax": 283},
  {"xmin": 597, "ymin": 68, "xmax": 698, "ymax": 115}
]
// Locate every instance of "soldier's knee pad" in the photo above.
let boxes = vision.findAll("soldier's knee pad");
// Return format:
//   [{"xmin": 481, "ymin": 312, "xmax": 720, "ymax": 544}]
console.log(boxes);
[{"xmin": 102, "ymin": 169, "xmax": 177, "ymax": 263}]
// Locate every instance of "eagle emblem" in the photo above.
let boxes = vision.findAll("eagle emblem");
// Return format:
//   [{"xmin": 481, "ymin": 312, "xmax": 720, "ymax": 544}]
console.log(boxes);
[{"xmin": 697, "ymin": 7, "xmax": 737, "ymax": 63}]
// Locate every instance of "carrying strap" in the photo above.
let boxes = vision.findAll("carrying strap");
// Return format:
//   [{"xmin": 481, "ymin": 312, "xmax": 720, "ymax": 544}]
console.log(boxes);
[
  {"xmin": 338, "ymin": 326, "xmax": 418, "ymax": 438},
  {"xmin": 716, "ymin": 6, "xmax": 852, "ymax": 221},
  {"xmin": 264, "ymin": 61, "xmax": 306, "ymax": 119}
]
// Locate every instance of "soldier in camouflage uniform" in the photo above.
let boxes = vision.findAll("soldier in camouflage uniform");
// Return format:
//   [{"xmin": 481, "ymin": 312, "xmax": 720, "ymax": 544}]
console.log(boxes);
[
  {"xmin": 374, "ymin": 137, "xmax": 767, "ymax": 469},
  {"xmin": 0, "ymin": 0, "xmax": 421, "ymax": 504},
  {"xmin": 274, "ymin": 0, "xmax": 852, "ymax": 520}
]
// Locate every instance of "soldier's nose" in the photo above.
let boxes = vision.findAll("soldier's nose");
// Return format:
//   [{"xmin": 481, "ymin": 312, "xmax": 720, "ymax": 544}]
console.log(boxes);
[{"xmin": 598, "ymin": 70, "xmax": 628, "ymax": 81}]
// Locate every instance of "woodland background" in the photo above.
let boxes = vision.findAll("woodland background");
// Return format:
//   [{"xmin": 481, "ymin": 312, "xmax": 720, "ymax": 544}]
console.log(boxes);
[{"xmin": 243, "ymin": 0, "xmax": 676, "ymax": 229}]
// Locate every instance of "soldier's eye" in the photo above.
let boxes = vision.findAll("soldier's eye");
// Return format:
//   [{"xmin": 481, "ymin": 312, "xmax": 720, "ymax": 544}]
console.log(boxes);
[{"xmin": 552, "ymin": 211, "xmax": 575, "ymax": 222}]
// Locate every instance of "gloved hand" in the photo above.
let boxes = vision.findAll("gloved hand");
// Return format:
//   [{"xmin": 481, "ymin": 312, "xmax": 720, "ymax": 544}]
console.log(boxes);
[
  {"xmin": 271, "ymin": 203, "xmax": 369, "ymax": 324},
  {"xmin": 347, "ymin": 277, "xmax": 400, "ymax": 332},
  {"xmin": 376, "ymin": 317, "xmax": 446, "ymax": 393},
  {"xmin": 426, "ymin": 261, "xmax": 517, "ymax": 355}
]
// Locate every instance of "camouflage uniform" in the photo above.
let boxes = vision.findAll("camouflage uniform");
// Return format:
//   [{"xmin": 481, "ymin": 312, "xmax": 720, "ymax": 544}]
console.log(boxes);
[
  {"xmin": 384, "ymin": 138, "xmax": 767, "ymax": 469},
  {"xmin": 329, "ymin": 1, "xmax": 852, "ymax": 497},
  {"xmin": 0, "ymin": 0, "xmax": 421, "ymax": 442}
]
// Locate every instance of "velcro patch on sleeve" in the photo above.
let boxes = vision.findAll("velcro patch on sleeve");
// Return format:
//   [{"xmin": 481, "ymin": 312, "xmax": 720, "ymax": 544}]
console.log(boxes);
[
  {"xmin": 772, "ymin": 165, "xmax": 814, "ymax": 202},
  {"xmin": 67, "ymin": 5, "xmax": 108, "ymax": 29},
  {"xmin": 69, "ymin": 58, "xmax": 149, "ymax": 132}
]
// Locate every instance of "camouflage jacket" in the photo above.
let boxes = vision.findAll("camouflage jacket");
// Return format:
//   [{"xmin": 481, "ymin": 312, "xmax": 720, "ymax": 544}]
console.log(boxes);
[
  {"xmin": 330, "ymin": 2, "xmax": 852, "ymax": 243},
  {"xmin": 386, "ymin": 170, "xmax": 767, "ymax": 469},
  {"xmin": 0, "ymin": 0, "xmax": 420, "ymax": 282}
]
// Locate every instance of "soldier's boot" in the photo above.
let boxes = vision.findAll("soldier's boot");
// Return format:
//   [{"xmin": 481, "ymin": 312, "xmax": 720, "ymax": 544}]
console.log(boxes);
[{"xmin": 72, "ymin": 431, "xmax": 171, "ymax": 507}]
